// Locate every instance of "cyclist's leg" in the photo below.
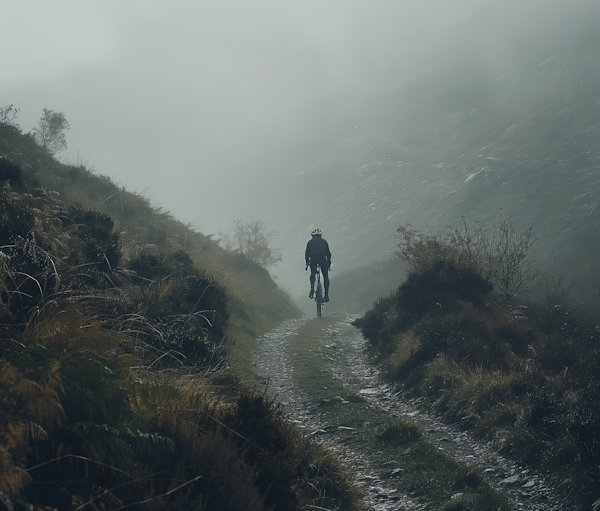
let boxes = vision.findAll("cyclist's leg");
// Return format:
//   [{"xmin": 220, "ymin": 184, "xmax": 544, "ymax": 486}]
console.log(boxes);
[
  {"xmin": 309, "ymin": 261, "xmax": 318, "ymax": 297},
  {"xmin": 320, "ymin": 260, "xmax": 330, "ymax": 301}
]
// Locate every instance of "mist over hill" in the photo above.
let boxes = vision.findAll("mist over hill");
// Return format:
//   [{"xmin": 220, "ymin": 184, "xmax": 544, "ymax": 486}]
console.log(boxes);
[
  {"xmin": 224, "ymin": 1, "xmax": 600, "ymax": 305},
  {"xmin": 3, "ymin": 0, "xmax": 598, "ymax": 308}
]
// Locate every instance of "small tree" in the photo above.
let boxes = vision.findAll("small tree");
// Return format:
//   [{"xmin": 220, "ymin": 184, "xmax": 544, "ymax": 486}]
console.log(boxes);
[
  {"xmin": 33, "ymin": 107, "xmax": 69, "ymax": 154},
  {"xmin": 219, "ymin": 219, "xmax": 282, "ymax": 269},
  {"xmin": 0, "ymin": 104, "xmax": 20, "ymax": 127}
]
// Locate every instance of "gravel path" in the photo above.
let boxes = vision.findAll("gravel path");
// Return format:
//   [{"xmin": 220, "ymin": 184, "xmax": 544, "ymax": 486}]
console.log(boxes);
[{"xmin": 253, "ymin": 314, "xmax": 572, "ymax": 511}]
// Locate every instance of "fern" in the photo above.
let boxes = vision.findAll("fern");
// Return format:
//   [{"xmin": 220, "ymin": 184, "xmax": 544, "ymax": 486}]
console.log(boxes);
[
  {"xmin": 0, "ymin": 442, "xmax": 33, "ymax": 498},
  {"xmin": 60, "ymin": 350, "xmax": 133, "ymax": 427},
  {"xmin": 59, "ymin": 422, "xmax": 137, "ymax": 475},
  {"xmin": 0, "ymin": 359, "xmax": 65, "ymax": 431},
  {"xmin": 123, "ymin": 428, "xmax": 174, "ymax": 462},
  {"xmin": 0, "ymin": 359, "xmax": 64, "ymax": 500}
]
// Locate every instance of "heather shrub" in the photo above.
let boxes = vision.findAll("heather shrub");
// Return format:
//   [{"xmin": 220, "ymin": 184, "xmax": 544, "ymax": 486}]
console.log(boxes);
[
  {"xmin": 118, "ymin": 250, "xmax": 230, "ymax": 367},
  {"xmin": 63, "ymin": 205, "xmax": 121, "ymax": 270},
  {"xmin": 0, "ymin": 157, "xmax": 25, "ymax": 189},
  {"xmin": 398, "ymin": 260, "xmax": 492, "ymax": 317},
  {"xmin": 353, "ymin": 260, "xmax": 493, "ymax": 359}
]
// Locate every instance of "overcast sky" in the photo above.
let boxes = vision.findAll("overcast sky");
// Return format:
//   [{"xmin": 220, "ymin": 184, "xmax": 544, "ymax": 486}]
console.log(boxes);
[{"xmin": 0, "ymin": 0, "xmax": 588, "ymax": 234}]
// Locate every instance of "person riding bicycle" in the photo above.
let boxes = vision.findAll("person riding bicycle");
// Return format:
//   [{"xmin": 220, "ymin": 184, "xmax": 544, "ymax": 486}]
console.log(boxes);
[{"xmin": 305, "ymin": 228, "xmax": 331, "ymax": 302}]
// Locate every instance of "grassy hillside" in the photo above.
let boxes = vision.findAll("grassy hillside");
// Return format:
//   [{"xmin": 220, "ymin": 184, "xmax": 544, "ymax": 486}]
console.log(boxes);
[
  {"xmin": 0, "ymin": 116, "xmax": 300, "ymax": 377},
  {"xmin": 0, "ymin": 117, "xmax": 364, "ymax": 511},
  {"xmin": 353, "ymin": 218, "xmax": 600, "ymax": 510}
]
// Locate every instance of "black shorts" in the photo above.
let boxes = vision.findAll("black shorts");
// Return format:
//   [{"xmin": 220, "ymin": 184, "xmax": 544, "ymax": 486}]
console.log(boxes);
[{"xmin": 310, "ymin": 254, "xmax": 329, "ymax": 273}]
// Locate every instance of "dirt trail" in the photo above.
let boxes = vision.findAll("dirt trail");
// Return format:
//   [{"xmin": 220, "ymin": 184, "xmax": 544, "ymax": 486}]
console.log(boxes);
[{"xmin": 253, "ymin": 313, "xmax": 571, "ymax": 511}]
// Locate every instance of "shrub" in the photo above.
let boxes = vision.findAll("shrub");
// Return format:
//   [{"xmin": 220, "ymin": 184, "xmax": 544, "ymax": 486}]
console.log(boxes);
[
  {"xmin": 0, "ymin": 182, "xmax": 124, "ymax": 323},
  {"xmin": 396, "ymin": 212, "xmax": 550, "ymax": 302},
  {"xmin": 32, "ymin": 107, "xmax": 69, "ymax": 155},
  {"xmin": 63, "ymin": 205, "xmax": 121, "ymax": 270},
  {"xmin": 0, "ymin": 104, "xmax": 20, "ymax": 127},
  {"xmin": 398, "ymin": 260, "xmax": 492, "ymax": 317},
  {"xmin": 219, "ymin": 219, "xmax": 282, "ymax": 270},
  {"xmin": 0, "ymin": 157, "xmax": 25, "ymax": 189},
  {"xmin": 119, "ymin": 250, "xmax": 230, "ymax": 367},
  {"xmin": 353, "ymin": 261, "xmax": 493, "ymax": 360}
]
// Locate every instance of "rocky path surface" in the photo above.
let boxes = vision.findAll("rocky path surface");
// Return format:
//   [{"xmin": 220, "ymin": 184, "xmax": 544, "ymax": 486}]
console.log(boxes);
[{"xmin": 253, "ymin": 314, "xmax": 571, "ymax": 511}]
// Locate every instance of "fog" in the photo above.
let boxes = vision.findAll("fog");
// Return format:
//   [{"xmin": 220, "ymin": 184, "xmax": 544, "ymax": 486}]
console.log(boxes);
[{"xmin": 2, "ymin": 0, "xmax": 598, "ymax": 296}]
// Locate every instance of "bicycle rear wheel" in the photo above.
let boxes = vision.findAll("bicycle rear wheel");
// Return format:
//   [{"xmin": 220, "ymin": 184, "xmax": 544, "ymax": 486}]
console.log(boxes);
[{"xmin": 315, "ymin": 282, "xmax": 323, "ymax": 317}]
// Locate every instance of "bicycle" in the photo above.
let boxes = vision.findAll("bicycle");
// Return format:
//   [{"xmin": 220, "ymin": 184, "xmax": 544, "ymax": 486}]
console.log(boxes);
[{"xmin": 314, "ymin": 264, "xmax": 325, "ymax": 317}]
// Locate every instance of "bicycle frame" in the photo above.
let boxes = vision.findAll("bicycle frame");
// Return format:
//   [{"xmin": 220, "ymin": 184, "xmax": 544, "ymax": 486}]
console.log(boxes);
[{"xmin": 315, "ymin": 264, "xmax": 324, "ymax": 317}]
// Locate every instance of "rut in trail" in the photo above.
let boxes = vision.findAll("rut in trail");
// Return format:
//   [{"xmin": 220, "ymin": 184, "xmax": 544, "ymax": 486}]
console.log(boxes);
[{"xmin": 253, "ymin": 313, "xmax": 571, "ymax": 511}]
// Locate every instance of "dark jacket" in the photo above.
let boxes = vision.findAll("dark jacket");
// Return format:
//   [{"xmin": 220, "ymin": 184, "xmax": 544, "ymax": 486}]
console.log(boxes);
[{"xmin": 305, "ymin": 235, "xmax": 331, "ymax": 266}]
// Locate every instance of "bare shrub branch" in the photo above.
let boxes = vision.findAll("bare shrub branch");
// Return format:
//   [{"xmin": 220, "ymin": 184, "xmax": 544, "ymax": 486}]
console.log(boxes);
[
  {"xmin": 219, "ymin": 218, "xmax": 283, "ymax": 269},
  {"xmin": 395, "ymin": 211, "xmax": 553, "ymax": 301},
  {"xmin": 485, "ymin": 210, "xmax": 549, "ymax": 300},
  {"xmin": 0, "ymin": 104, "xmax": 20, "ymax": 127}
]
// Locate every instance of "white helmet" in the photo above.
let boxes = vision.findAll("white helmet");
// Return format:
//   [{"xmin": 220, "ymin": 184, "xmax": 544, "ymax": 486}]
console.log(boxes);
[{"xmin": 311, "ymin": 228, "xmax": 322, "ymax": 236}]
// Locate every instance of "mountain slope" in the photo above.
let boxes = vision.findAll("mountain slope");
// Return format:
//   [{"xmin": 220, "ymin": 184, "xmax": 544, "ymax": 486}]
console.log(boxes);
[{"xmin": 235, "ymin": 3, "xmax": 600, "ymax": 304}]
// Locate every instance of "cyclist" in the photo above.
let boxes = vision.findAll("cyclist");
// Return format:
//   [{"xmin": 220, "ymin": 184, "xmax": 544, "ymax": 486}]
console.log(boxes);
[{"xmin": 305, "ymin": 228, "xmax": 332, "ymax": 302}]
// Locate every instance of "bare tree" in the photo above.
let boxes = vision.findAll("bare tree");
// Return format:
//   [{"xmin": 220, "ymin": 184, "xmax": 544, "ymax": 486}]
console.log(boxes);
[
  {"xmin": 484, "ymin": 210, "xmax": 548, "ymax": 301},
  {"xmin": 395, "ymin": 211, "xmax": 552, "ymax": 302},
  {"xmin": 33, "ymin": 108, "xmax": 70, "ymax": 154},
  {"xmin": 219, "ymin": 219, "xmax": 282, "ymax": 269}
]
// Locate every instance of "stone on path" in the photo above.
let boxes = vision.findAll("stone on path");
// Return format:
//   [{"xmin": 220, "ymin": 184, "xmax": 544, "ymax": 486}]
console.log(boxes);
[{"xmin": 500, "ymin": 475, "xmax": 520, "ymax": 485}]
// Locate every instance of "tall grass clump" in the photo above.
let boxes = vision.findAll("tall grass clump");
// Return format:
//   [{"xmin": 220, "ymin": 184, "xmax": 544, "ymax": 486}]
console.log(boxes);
[{"xmin": 354, "ymin": 214, "xmax": 600, "ymax": 510}]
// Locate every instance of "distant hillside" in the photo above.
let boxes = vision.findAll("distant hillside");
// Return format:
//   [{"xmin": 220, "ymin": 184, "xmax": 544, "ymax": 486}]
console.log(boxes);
[
  {"xmin": 322, "ymin": 258, "xmax": 405, "ymax": 315},
  {"xmin": 223, "ymin": 1, "xmax": 600, "ymax": 305}
]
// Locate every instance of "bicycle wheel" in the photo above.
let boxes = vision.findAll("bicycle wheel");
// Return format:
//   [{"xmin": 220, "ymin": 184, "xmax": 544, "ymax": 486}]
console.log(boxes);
[{"xmin": 315, "ymin": 282, "xmax": 323, "ymax": 317}]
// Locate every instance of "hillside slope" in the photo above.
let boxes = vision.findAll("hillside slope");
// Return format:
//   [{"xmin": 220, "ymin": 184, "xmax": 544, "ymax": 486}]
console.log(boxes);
[
  {"xmin": 0, "ymin": 119, "xmax": 300, "ymax": 374},
  {"xmin": 0, "ymin": 118, "xmax": 371, "ymax": 511},
  {"xmin": 222, "ymin": 1, "xmax": 600, "ymax": 304}
]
